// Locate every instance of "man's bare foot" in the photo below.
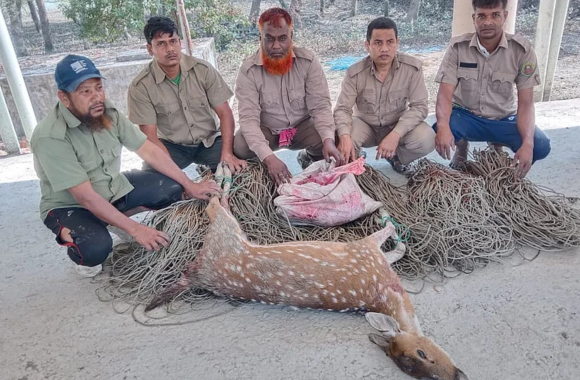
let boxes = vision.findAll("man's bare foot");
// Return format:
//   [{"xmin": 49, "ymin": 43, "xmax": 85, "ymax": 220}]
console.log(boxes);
[{"xmin": 450, "ymin": 140, "xmax": 469, "ymax": 169}]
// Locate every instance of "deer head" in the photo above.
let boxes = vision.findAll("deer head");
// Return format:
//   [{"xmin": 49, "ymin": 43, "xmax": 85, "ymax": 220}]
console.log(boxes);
[{"xmin": 365, "ymin": 313, "xmax": 469, "ymax": 380}]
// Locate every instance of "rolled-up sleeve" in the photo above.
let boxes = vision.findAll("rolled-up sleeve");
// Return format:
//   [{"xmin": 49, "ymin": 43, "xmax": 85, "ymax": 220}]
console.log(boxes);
[
  {"xmin": 393, "ymin": 67, "xmax": 429, "ymax": 137},
  {"xmin": 435, "ymin": 44, "xmax": 459, "ymax": 86},
  {"xmin": 236, "ymin": 68, "xmax": 273, "ymax": 161},
  {"xmin": 305, "ymin": 57, "xmax": 336, "ymax": 142},
  {"xmin": 333, "ymin": 73, "xmax": 358, "ymax": 137},
  {"xmin": 127, "ymin": 83, "xmax": 157, "ymax": 126}
]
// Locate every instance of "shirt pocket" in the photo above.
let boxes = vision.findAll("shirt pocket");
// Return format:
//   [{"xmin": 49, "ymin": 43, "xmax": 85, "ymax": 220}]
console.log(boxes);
[
  {"xmin": 188, "ymin": 95, "xmax": 214, "ymax": 127},
  {"xmin": 386, "ymin": 90, "xmax": 407, "ymax": 113},
  {"xmin": 154, "ymin": 102, "xmax": 181, "ymax": 129},
  {"xmin": 260, "ymin": 91, "xmax": 280, "ymax": 112},
  {"xmin": 356, "ymin": 89, "xmax": 377, "ymax": 115},
  {"xmin": 457, "ymin": 68, "xmax": 479, "ymax": 93},
  {"xmin": 288, "ymin": 88, "xmax": 306, "ymax": 111},
  {"xmin": 491, "ymin": 71, "xmax": 516, "ymax": 94}
]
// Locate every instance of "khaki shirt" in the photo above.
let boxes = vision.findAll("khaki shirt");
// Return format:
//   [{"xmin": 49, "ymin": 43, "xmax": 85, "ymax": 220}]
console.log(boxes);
[
  {"xmin": 334, "ymin": 53, "xmax": 428, "ymax": 138},
  {"xmin": 435, "ymin": 32, "xmax": 540, "ymax": 120},
  {"xmin": 235, "ymin": 47, "xmax": 335, "ymax": 161},
  {"xmin": 127, "ymin": 55, "xmax": 233, "ymax": 147},
  {"xmin": 31, "ymin": 100, "xmax": 147, "ymax": 221}
]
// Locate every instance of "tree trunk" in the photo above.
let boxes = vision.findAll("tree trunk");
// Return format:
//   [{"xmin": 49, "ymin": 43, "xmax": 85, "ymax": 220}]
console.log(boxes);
[
  {"xmin": 249, "ymin": 0, "xmax": 261, "ymax": 27},
  {"xmin": 35, "ymin": 0, "xmax": 53, "ymax": 53},
  {"xmin": 406, "ymin": 0, "xmax": 421, "ymax": 22},
  {"xmin": 383, "ymin": 0, "xmax": 390, "ymax": 17},
  {"xmin": 350, "ymin": 0, "xmax": 358, "ymax": 17},
  {"xmin": 289, "ymin": 0, "xmax": 302, "ymax": 28},
  {"xmin": 6, "ymin": 0, "xmax": 28, "ymax": 56},
  {"xmin": 27, "ymin": 0, "xmax": 41, "ymax": 32}
]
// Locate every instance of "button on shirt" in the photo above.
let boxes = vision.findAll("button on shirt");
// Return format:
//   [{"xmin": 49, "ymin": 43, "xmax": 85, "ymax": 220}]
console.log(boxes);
[
  {"xmin": 334, "ymin": 53, "xmax": 428, "ymax": 138},
  {"xmin": 235, "ymin": 47, "xmax": 336, "ymax": 161},
  {"xmin": 31, "ymin": 100, "xmax": 147, "ymax": 220},
  {"xmin": 435, "ymin": 32, "xmax": 540, "ymax": 120},
  {"xmin": 127, "ymin": 55, "xmax": 233, "ymax": 147}
]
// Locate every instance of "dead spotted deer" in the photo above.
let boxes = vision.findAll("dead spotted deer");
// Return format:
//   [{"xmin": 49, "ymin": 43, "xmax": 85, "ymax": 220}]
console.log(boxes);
[{"xmin": 147, "ymin": 195, "xmax": 469, "ymax": 380}]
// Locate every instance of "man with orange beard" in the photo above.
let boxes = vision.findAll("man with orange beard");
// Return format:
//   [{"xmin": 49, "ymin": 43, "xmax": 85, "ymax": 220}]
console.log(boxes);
[
  {"xmin": 234, "ymin": 7, "xmax": 344, "ymax": 185},
  {"xmin": 31, "ymin": 55, "xmax": 220, "ymax": 277}
]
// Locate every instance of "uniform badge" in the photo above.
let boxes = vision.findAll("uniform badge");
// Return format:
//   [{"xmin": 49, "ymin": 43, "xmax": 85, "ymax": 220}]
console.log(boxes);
[{"xmin": 521, "ymin": 62, "xmax": 535, "ymax": 77}]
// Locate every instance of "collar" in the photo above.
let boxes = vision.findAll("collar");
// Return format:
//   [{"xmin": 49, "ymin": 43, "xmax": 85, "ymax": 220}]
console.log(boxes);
[
  {"xmin": 254, "ymin": 48, "xmax": 297, "ymax": 66},
  {"xmin": 152, "ymin": 56, "xmax": 195, "ymax": 85},
  {"xmin": 469, "ymin": 31, "xmax": 508, "ymax": 54},
  {"xmin": 58, "ymin": 102, "xmax": 82, "ymax": 129},
  {"xmin": 370, "ymin": 54, "xmax": 400, "ymax": 76}
]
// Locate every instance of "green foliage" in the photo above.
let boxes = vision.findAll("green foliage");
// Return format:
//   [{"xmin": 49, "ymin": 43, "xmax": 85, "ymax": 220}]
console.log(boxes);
[{"xmin": 56, "ymin": 0, "xmax": 248, "ymax": 47}]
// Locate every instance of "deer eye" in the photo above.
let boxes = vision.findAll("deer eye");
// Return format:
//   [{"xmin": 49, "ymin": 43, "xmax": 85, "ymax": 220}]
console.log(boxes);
[{"xmin": 417, "ymin": 349, "xmax": 427, "ymax": 359}]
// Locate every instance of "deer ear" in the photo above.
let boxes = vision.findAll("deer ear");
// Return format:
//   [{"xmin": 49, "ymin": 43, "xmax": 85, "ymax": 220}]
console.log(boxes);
[
  {"xmin": 456, "ymin": 368, "xmax": 470, "ymax": 380},
  {"xmin": 368, "ymin": 333, "xmax": 390, "ymax": 350},
  {"xmin": 365, "ymin": 312, "xmax": 401, "ymax": 337}
]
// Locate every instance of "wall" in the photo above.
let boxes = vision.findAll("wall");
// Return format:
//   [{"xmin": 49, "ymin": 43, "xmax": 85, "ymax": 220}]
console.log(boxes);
[{"xmin": 0, "ymin": 38, "xmax": 216, "ymax": 137}]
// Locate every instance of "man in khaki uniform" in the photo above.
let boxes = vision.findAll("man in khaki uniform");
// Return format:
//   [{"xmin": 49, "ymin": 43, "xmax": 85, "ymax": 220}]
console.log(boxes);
[
  {"xmin": 32, "ymin": 55, "xmax": 220, "ymax": 277},
  {"xmin": 434, "ymin": 0, "xmax": 550, "ymax": 178},
  {"xmin": 128, "ymin": 17, "xmax": 245, "ymax": 173},
  {"xmin": 334, "ymin": 17, "xmax": 435, "ymax": 174},
  {"xmin": 234, "ymin": 7, "xmax": 344, "ymax": 185}
]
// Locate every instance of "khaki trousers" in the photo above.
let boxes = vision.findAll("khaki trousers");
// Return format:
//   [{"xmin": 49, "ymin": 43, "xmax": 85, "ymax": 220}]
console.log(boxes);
[
  {"xmin": 350, "ymin": 117, "xmax": 435, "ymax": 165},
  {"xmin": 234, "ymin": 117, "xmax": 324, "ymax": 160}
]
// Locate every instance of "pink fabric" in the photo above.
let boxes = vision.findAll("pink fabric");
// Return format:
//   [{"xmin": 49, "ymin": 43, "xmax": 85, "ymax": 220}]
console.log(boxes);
[
  {"xmin": 274, "ymin": 157, "xmax": 382, "ymax": 227},
  {"xmin": 278, "ymin": 127, "xmax": 298, "ymax": 147}
]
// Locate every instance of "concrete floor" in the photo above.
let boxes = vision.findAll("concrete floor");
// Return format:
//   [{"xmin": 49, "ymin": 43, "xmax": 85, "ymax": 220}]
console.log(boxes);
[{"xmin": 1, "ymin": 100, "xmax": 580, "ymax": 380}]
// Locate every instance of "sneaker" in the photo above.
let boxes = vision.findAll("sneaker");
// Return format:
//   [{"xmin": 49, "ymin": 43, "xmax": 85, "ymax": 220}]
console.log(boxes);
[
  {"xmin": 75, "ymin": 264, "xmax": 102, "ymax": 277},
  {"xmin": 296, "ymin": 149, "xmax": 314, "ymax": 170}
]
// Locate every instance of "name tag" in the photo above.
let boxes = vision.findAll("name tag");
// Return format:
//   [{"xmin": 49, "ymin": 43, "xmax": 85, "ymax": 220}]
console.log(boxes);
[{"xmin": 459, "ymin": 62, "xmax": 478, "ymax": 68}]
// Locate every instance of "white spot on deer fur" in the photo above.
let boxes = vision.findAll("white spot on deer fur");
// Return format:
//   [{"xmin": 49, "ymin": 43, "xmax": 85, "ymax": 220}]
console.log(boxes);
[
  {"xmin": 288, "ymin": 270, "xmax": 295, "ymax": 276},
  {"xmin": 313, "ymin": 258, "xmax": 320, "ymax": 263},
  {"xmin": 245, "ymin": 278, "xmax": 251, "ymax": 283},
  {"xmin": 336, "ymin": 289, "xmax": 342, "ymax": 294},
  {"xmin": 251, "ymin": 299, "xmax": 256, "ymax": 302},
  {"xmin": 340, "ymin": 308, "xmax": 349, "ymax": 312},
  {"xmin": 349, "ymin": 290, "xmax": 357, "ymax": 296},
  {"xmin": 315, "ymin": 282, "xmax": 325, "ymax": 288},
  {"xmin": 350, "ymin": 259, "xmax": 357, "ymax": 264},
  {"xmin": 245, "ymin": 263, "xmax": 254, "ymax": 269},
  {"xmin": 277, "ymin": 271, "xmax": 283, "ymax": 276},
  {"xmin": 361, "ymin": 279, "xmax": 366, "ymax": 285},
  {"xmin": 361, "ymin": 267, "xmax": 368, "ymax": 273},
  {"xmin": 303, "ymin": 293, "xmax": 309, "ymax": 298},
  {"xmin": 330, "ymin": 292, "xmax": 336, "ymax": 297},
  {"xmin": 373, "ymin": 274, "xmax": 378, "ymax": 282},
  {"xmin": 341, "ymin": 297, "xmax": 347, "ymax": 302},
  {"xmin": 275, "ymin": 280, "xmax": 281, "ymax": 286},
  {"xmin": 332, "ymin": 297, "xmax": 338, "ymax": 303},
  {"xmin": 323, "ymin": 290, "xmax": 329, "ymax": 295}
]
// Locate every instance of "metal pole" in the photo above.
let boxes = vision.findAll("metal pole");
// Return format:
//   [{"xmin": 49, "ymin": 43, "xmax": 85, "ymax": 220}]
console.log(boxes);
[
  {"xmin": 533, "ymin": 0, "xmax": 556, "ymax": 102},
  {"xmin": 176, "ymin": 0, "xmax": 194, "ymax": 56},
  {"xmin": 542, "ymin": 0, "xmax": 570, "ymax": 101},
  {"xmin": 0, "ymin": 86, "xmax": 20, "ymax": 154},
  {"xmin": 0, "ymin": 9, "xmax": 37, "ymax": 140}
]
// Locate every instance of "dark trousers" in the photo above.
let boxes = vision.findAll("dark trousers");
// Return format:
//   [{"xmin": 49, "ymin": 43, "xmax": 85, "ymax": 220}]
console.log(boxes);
[
  {"xmin": 43, "ymin": 170, "xmax": 183, "ymax": 267},
  {"xmin": 432, "ymin": 107, "xmax": 551, "ymax": 163},
  {"xmin": 143, "ymin": 137, "xmax": 223, "ymax": 172}
]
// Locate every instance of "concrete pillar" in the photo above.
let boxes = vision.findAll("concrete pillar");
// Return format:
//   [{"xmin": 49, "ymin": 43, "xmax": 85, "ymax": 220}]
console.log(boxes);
[
  {"xmin": 0, "ymin": 9, "xmax": 37, "ymax": 140},
  {"xmin": 0, "ymin": 88, "xmax": 20, "ymax": 154},
  {"xmin": 533, "ymin": 0, "xmax": 556, "ymax": 101},
  {"xmin": 452, "ymin": 0, "xmax": 518, "ymax": 37},
  {"xmin": 176, "ymin": 0, "xmax": 194, "ymax": 56}
]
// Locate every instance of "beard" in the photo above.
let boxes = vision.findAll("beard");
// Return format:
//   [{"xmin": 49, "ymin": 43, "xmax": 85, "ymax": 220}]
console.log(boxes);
[
  {"xmin": 262, "ymin": 46, "xmax": 294, "ymax": 76},
  {"xmin": 68, "ymin": 101, "xmax": 112, "ymax": 132}
]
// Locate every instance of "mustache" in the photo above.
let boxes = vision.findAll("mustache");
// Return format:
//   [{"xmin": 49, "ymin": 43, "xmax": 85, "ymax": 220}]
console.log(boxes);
[{"xmin": 89, "ymin": 102, "xmax": 105, "ymax": 110}]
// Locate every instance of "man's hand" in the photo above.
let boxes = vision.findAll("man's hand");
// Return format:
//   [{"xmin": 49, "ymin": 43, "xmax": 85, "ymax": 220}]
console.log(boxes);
[
  {"xmin": 221, "ymin": 153, "xmax": 247, "ymax": 174},
  {"xmin": 512, "ymin": 144, "xmax": 533, "ymax": 178},
  {"xmin": 263, "ymin": 154, "xmax": 292, "ymax": 186},
  {"xmin": 323, "ymin": 138, "xmax": 345, "ymax": 166},
  {"xmin": 183, "ymin": 180, "xmax": 222, "ymax": 200},
  {"xmin": 130, "ymin": 224, "xmax": 171, "ymax": 252},
  {"xmin": 435, "ymin": 125, "xmax": 456, "ymax": 160},
  {"xmin": 337, "ymin": 134, "xmax": 356, "ymax": 163},
  {"xmin": 376, "ymin": 131, "xmax": 401, "ymax": 160}
]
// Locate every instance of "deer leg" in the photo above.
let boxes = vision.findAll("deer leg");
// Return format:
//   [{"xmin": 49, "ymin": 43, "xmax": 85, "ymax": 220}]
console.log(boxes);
[{"xmin": 219, "ymin": 162, "xmax": 232, "ymax": 210}]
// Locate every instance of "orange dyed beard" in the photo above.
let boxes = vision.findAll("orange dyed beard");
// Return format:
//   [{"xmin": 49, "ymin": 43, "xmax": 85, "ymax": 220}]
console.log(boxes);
[{"xmin": 262, "ymin": 46, "xmax": 294, "ymax": 76}]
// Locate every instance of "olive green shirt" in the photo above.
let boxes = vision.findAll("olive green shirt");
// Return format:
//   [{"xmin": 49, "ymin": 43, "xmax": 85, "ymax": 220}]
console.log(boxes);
[
  {"xmin": 435, "ymin": 32, "xmax": 540, "ymax": 120},
  {"xmin": 127, "ymin": 55, "xmax": 233, "ymax": 147},
  {"xmin": 333, "ymin": 53, "xmax": 428, "ymax": 138},
  {"xmin": 31, "ymin": 100, "xmax": 147, "ymax": 221}
]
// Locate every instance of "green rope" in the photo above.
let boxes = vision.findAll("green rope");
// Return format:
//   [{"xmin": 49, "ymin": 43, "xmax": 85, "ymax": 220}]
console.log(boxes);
[{"xmin": 381, "ymin": 216, "xmax": 411, "ymax": 243}]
